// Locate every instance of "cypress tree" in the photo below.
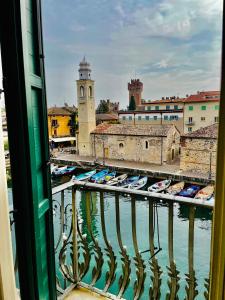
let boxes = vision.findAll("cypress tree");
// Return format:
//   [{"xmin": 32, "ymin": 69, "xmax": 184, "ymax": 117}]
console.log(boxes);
[{"xmin": 128, "ymin": 95, "xmax": 136, "ymax": 111}]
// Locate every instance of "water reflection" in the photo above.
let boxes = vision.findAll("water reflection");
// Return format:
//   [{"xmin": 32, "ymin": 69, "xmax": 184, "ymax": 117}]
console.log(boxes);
[{"xmin": 78, "ymin": 191, "xmax": 99, "ymax": 244}]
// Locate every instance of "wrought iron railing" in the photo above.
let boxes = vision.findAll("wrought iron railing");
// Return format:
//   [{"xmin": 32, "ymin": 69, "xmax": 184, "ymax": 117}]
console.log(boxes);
[{"xmin": 52, "ymin": 180, "xmax": 213, "ymax": 300}]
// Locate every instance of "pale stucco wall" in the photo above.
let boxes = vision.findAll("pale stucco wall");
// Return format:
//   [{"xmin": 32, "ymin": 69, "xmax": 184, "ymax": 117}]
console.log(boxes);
[{"xmin": 183, "ymin": 102, "xmax": 219, "ymax": 134}]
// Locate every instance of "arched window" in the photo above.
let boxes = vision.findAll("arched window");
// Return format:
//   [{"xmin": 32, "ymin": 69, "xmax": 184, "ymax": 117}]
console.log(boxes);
[
  {"xmin": 89, "ymin": 86, "xmax": 92, "ymax": 97},
  {"xmin": 119, "ymin": 143, "xmax": 124, "ymax": 148},
  {"xmin": 145, "ymin": 141, "xmax": 148, "ymax": 149},
  {"xmin": 80, "ymin": 86, "xmax": 84, "ymax": 97}
]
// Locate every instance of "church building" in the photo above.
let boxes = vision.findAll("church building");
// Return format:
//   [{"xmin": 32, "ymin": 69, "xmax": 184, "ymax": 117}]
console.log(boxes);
[{"xmin": 77, "ymin": 58, "xmax": 180, "ymax": 164}]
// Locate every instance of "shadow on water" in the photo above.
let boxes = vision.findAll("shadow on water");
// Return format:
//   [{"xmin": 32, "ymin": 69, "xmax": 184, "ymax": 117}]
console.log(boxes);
[{"xmin": 178, "ymin": 203, "xmax": 212, "ymax": 221}]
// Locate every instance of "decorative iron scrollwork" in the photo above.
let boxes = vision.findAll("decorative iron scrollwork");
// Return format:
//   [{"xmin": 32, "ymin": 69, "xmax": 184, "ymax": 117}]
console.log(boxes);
[
  {"xmin": 118, "ymin": 246, "xmax": 131, "ymax": 298},
  {"xmin": 204, "ymin": 277, "xmax": 210, "ymax": 300},
  {"xmin": 184, "ymin": 270, "xmax": 198, "ymax": 299},
  {"xmin": 166, "ymin": 261, "xmax": 180, "ymax": 300},
  {"xmin": 149, "ymin": 257, "xmax": 162, "ymax": 300}
]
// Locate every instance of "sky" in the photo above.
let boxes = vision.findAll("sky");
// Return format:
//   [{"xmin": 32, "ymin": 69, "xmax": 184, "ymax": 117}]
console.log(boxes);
[{"xmin": 1, "ymin": 1, "xmax": 223, "ymax": 109}]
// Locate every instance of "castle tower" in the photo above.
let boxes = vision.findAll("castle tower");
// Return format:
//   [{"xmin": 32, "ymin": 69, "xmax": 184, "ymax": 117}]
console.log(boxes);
[
  {"xmin": 77, "ymin": 57, "xmax": 96, "ymax": 156},
  {"xmin": 128, "ymin": 79, "xmax": 143, "ymax": 107}
]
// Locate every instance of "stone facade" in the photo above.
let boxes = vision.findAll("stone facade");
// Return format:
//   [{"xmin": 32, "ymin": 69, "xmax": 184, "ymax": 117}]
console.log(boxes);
[
  {"xmin": 91, "ymin": 124, "xmax": 180, "ymax": 165},
  {"xmin": 180, "ymin": 124, "xmax": 218, "ymax": 177},
  {"xmin": 77, "ymin": 58, "xmax": 96, "ymax": 156},
  {"xmin": 128, "ymin": 79, "xmax": 143, "ymax": 107}
]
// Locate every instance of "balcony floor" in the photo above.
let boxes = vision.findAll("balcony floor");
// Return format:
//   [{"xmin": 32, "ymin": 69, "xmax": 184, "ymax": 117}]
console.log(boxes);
[{"xmin": 64, "ymin": 286, "xmax": 111, "ymax": 300}]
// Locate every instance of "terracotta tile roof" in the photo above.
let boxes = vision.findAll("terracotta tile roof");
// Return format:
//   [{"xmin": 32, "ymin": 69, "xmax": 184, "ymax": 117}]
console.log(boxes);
[
  {"xmin": 184, "ymin": 91, "xmax": 220, "ymax": 103},
  {"xmin": 92, "ymin": 124, "xmax": 174, "ymax": 136},
  {"xmin": 96, "ymin": 113, "xmax": 118, "ymax": 121},
  {"xmin": 48, "ymin": 107, "xmax": 72, "ymax": 116},
  {"xmin": 141, "ymin": 91, "xmax": 220, "ymax": 105},
  {"xmin": 183, "ymin": 124, "xmax": 218, "ymax": 139}
]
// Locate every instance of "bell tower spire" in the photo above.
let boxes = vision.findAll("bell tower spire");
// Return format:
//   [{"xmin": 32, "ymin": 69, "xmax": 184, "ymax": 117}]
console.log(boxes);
[{"xmin": 77, "ymin": 58, "xmax": 96, "ymax": 156}]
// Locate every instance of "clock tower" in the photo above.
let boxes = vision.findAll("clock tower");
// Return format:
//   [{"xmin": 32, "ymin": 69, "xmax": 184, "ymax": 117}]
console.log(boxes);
[{"xmin": 77, "ymin": 57, "xmax": 96, "ymax": 156}]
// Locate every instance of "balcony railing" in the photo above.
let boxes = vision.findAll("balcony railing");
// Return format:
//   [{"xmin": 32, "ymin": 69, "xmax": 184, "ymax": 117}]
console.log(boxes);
[
  {"xmin": 52, "ymin": 180, "xmax": 213, "ymax": 299},
  {"xmin": 185, "ymin": 120, "xmax": 195, "ymax": 126}
]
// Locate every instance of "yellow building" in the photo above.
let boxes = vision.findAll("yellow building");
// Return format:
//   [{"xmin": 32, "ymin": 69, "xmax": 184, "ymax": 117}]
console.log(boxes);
[{"xmin": 48, "ymin": 106, "xmax": 77, "ymax": 137}]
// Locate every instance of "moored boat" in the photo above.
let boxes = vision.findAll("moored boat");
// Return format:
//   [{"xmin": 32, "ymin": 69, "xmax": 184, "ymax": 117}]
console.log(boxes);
[
  {"xmin": 72, "ymin": 169, "xmax": 96, "ymax": 181},
  {"xmin": 148, "ymin": 179, "xmax": 171, "ymax": 193},
  {"xmin": 195, "ymin": 185, "xmax": 214, "ymax": 201},
  {"xmin": 118, "ymin": 175, "xmax": 140, "ymax": 188},
  {"xmin": 52, "ymin": 166, "xmax": 76, "ymax": 177},
  {"xmin": 178, "ymin": 185, "xmax": 200, "ymax": 198},
  {"xmin": 165, "ymin": 181, "xmax": 185, "ymax": 195},
  {"xmin": 128, "ymin": 176, "xmax": 148, "ymax": 190},
  {"xmin": 51, "ymin": 163, "xmax": 58, "ymax": 174},
  {"xmin": 90, "ymin": 169, "xmax": 109, "ymax": 183},
  {"xmin": 96, "ymin": 171, "xmax": 116, "ymax": 184},
  {"xmin": 107, "ymin": 174, "xmax": 128, "ymax": 186}
]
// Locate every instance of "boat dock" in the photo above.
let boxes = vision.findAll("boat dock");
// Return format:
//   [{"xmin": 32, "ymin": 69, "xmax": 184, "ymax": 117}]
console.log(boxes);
[{"xmin": 51, "ymin": 153, "xmax": 214, "ymax": 185}]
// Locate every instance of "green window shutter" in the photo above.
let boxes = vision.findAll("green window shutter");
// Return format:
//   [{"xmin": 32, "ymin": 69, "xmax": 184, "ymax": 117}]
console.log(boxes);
[
  {"xmin": 189, "ymin": 106, "xmax": 193, "ymax": 111},
  {"xmin": 166, "ymin": 105, "xmax": 170, "ymax": 110},
  {"xmin": 201, "ymin": 105, "xmax": 207, "ymax": 110},
  {"xmin": 155, "ymin": 105, "xmax": 159, "ymax": 110},
  {"xmin": 0, "ymin": 1, "xmax": 56, "ymax": 299},
  {"xmin": 215, "ymin": 105, "xmax": 219, "ymax": 110},
  {"xmin": 174, "ymin": 105, "xmax": 178, "ymax": 110}
]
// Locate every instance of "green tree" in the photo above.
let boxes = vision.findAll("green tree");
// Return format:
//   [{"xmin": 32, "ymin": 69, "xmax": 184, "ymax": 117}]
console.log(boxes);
[
  {"xmin": 96, "ymin": 100, "xmax": 109, "ymax": 113},
  {"xmin": 128, "ymin": 95, "xmax": 136, "ymax": 111}
]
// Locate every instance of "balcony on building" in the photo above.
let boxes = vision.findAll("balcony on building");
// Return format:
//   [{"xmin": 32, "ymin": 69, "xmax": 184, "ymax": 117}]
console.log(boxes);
[{"xmin": 185, "ymin": 120, "xmax": 195, "ymax": 126}]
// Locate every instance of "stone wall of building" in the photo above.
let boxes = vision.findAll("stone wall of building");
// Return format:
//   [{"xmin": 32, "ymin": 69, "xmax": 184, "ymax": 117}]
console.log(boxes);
[
  {"xmin": 180, "ymin": 137, "xmax": 217, "ymax": 176},
  {"xmin": 91, "ymin": 127, "xmax": 180, "ymax": 165}
]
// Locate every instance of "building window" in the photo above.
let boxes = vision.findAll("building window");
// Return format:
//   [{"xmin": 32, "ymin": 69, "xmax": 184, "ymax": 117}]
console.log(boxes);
[
  {"xmin": 215, "ymin": 116, "xmax": 219, "ymax": 123},
  {"xmin": 119, "ymin": 143, "xmax": 124, "ymax": 148},
  {"xmin": 145, "ymin": 116, "xmax": 150, "ymax": 120},
  {"xmin": 215, "ymin": 105, "xmax": 219, "ymax": 110},
  {"xmin": 166, "ymin": 105, "xmax": 170, "ymax": 110},
  {"xmin": 138, "ymin": 116, "xmax": 142, "ymax": 120},
  {"xmin": 188, "ymin": 127, "xmax": 192, "ymax": 132},
  {"xmin": 201, "ymin": 105, "xmax": 206, "ymax": 110},
  {"xmin": 189, "ymin": 117, "xmax": 193, "ymax": 123},
  {"xmin": 174, "ymin": 105, "xmax": 178, "ymax": 110},
  {"xmin": 147, "ymin": 106, "xmax": 151, "ymax": 111},
  {"xmin": 154, "ymin": 116, "xmax": 157, "ymax": 120},
  {"xmin": 122, "ymin": 116, "xmax": 126, "ymax": 120},
  {"xmin": 51, "ymin": 119, "xmax": 58, "ymax": 127},
  {"xmin": 155, "ymin": 106, "xmax": 159, "ymax": 110},
  {"xmin": 164, "ymin": 115, "xmax": 168, "ymax": 120},
  {"xmin": 129, "ymin": 116, "xmax": 132, "ymax": 120},
  {"xmin": 80, "ymin": 86, "xmax": 84, "ymax": 97},
  {"xmin": 201, "ymin": 117, "xmax": 205, "ymax": 121},
  {"xmin": 89, "ymin": 86, "xmax": 92, "ymax": 97},
  {"xmin": 145, "ymin": 141, "xmax": 149, "ymax": 149},
  {"xmin": 188, "ymin": 106, "xmax": 193, "ymax": 111}
]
